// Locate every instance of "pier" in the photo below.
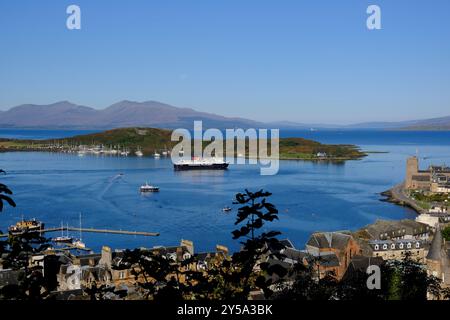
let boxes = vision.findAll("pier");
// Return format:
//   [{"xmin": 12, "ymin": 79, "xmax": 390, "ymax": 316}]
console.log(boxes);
[{"xmin": 0, "ymin": 227, "xmax": 160, "ymax": 238}]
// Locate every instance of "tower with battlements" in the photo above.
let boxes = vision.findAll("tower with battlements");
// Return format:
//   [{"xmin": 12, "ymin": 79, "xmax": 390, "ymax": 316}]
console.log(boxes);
[{"xmin": 406, "ymin": 157, "xmax": 419, "ymax": 189}]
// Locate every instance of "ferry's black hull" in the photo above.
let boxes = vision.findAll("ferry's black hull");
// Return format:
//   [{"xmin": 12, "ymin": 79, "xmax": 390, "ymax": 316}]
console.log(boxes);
[{"xmin": 174, "ymin": 163, "xmax": 229, "ymax": 171}]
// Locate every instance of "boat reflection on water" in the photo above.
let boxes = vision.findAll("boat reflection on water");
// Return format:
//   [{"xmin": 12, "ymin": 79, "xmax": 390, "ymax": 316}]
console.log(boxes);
[{"xmin": 174, "ymin": 168, "xmax": 228, "ymax": 184}]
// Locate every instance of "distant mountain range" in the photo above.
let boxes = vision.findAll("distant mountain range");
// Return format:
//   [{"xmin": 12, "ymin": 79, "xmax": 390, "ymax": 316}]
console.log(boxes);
[{"xmin": 0, "ymin": 100, "xmax": 449, "ymax": 130}]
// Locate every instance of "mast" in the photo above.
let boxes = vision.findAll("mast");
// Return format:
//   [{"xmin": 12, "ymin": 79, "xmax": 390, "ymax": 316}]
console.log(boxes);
[{"xmin": 79, "ymin": 212, "xmax": 82, "ymax": 241}]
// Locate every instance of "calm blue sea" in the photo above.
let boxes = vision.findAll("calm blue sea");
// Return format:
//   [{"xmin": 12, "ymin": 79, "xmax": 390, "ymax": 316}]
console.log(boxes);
[{"xmin": 1, "ymin": 128, "xmax": 450, "ymax": 253}]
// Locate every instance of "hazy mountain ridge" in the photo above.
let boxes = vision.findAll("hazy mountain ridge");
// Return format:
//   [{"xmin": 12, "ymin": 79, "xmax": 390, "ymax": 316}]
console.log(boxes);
[
  {"xmin": 0, "ymin": 101, "xmax": 449, "ymax": 130},
  {"xmin": 0, "ymin": 100, "xmax": 263, "ymax": 129}
]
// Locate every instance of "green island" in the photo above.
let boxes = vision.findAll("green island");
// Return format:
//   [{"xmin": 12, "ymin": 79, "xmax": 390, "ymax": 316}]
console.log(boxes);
[{"xmin": 0, "ymin": 127, "xmax": 367, "ymax": 161}]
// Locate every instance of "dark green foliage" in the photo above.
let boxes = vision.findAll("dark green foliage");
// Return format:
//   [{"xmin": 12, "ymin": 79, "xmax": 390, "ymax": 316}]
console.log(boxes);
[
  {"xmin": 112, "ymin": 248, "xmax": 207, "ymax": 300},
  {"xmin": 0, "ymin": 169, "xmax": 16, "ymax": 212},
  {"xmin": 273, "ymin": 262, "xmax": 338, "ymax": 300},
  {"xmin": 0, "ymin": 231, "xmax": 52, "ymax": 300},
  {"xmin": 443, "ymin": 226, "xmax": 450, "ymax": 242},
  {"xmin": 384, "ymin": 253, "xmax": 441, "ymax": 300},
  {"xmin": 228, "ymin": 189, "xmax": 286, "ymax": 299},
  {"xmin": 0, "ymin": 171, "xmax": 51, "ymax": 300}
]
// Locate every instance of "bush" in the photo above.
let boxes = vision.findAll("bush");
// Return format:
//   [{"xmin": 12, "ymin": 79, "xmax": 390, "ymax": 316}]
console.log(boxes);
[{"xmin": 443, "ymin": 226, "xmax": 450, "ymax": 242}]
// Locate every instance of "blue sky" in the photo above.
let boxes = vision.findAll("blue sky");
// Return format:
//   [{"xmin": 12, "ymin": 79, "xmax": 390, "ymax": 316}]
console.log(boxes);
[{"xmin": 1, "ymin": 0, "xmax": 450, "ymax": 124}]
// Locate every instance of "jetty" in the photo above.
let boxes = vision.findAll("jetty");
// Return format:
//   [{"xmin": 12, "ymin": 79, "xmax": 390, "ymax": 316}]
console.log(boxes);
[{"xmin": 0, "ymin": 227, "xmax": 160, "ymax": 238}]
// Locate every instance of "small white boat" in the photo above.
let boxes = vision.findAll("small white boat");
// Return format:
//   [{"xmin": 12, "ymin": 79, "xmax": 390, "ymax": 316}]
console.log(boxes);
[
  {"xmin": 140, "ymin": 182, "xmax": 160, "ymax": 193},
  {"xmin": 72, "ymin": 239, "xmax": 86, "ymax": 249},
  {"xmin": 135, "ymin": 150, "xmax": 144, "ymax": 157},
  {"xmin": 222, "ymin": 206, "xmax": 232, "ymax": 212},
  {"xmin": 72, "ymin": 213, "xmax": 85, "ymax": 249},
  {"xmin": 154, "ymin": 152, "xmax": 161, "ymax": 158}
]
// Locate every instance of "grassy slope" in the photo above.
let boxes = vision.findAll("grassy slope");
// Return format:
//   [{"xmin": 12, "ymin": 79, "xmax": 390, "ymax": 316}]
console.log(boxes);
[{"xmin": 0, "ymin": 127, "xmax": 367, "ymax": 160}]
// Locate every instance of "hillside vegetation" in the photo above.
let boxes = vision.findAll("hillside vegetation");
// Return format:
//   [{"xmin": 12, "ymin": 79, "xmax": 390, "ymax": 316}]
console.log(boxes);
[{"xmin": 0, "ymin": 127, "xmax": 367, "ymax": 161}]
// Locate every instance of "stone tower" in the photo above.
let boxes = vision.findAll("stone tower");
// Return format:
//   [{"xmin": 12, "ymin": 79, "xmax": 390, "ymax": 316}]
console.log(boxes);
[
  {"xmin": 99, "ymin": 246, "xmax": 112, "ymax": 268},
  {"xmin": 405, "ymin": 156, "xmax": 419, "ymax": 189}
]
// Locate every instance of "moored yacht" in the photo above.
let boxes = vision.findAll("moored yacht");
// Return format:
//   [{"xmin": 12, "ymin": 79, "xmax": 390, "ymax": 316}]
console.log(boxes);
[{"xmin": 53, "ymin": 222, "xmax": 73, "ymax": 243}]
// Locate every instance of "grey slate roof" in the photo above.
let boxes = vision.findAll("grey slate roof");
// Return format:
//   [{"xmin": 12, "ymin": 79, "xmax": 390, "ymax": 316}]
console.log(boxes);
[
  {"xmin": 279, "ymin": 239, "xmax": 295, "ymax": 249},
  {"xmin": 363, "ymin": 219, "xmax": 429, "ymax": 240},
  {"xmin": 306, "ymin": 232, "xmax": 351, "ymax": 250},
  {"xmin": 426, "ymin": 227, "xmax": 442, "ymax": 261},
  {"xmin": 282, "ymin": 248, "xmax": 308, "ymax": 264},
  {"xmin": 315, "ymin": 252, "xmax": 340, "ymax": 267},
  {"xmin": 347, "ymin": 256, "xmax": 384, "ymax": 272}
]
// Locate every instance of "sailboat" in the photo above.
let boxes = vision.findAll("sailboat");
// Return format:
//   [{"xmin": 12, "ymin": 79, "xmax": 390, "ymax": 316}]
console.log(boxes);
[
  {"xmin": 135, "ymin": 146, "xmax": 144, "ymax": 157},
  {"xmin": 53, "ymin": 221, "xmax": 73, "ymax": 243},
  {"xmin": 72, "ymin": 213, "xmax": 86, "ymax": 249}
]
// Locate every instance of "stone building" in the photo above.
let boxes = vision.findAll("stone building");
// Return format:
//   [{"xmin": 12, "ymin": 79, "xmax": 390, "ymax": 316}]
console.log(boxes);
[
  {"xmin": 357, "ymin": 219, "xmax": 431, "ymax": 241},
  {"xmin": 368, "ymin": 239, "xmax": 425, "ymax": 262},
  {"xmin": 305, "ymin": 232, "xmax": 361, "ymax": 280},
  {"xmin": 405, "ymin": 156, "xmax": 450, "ymax": 192}
]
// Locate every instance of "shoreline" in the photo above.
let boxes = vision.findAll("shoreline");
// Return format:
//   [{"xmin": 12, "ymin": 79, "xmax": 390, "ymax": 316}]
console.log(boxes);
[
  {"xmin": 380, "ymin": 182, "xmax": 426, "ymax": 215},
  {"xmin": 0, "ymin": 148, "xmax": 366, "ymax": 162}
]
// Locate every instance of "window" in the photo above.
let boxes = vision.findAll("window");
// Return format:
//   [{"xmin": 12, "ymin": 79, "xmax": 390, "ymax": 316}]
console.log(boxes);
[
  {"xmin": 383, "ymin": 244, "xmax": 388, "ymax": 250},
  {"xmin": 183, "ymin": 253, "xmax": 191, "ymax": 260},
  {"xmin": 407, "ymin": 243, "xmax": 412, "ymax": 249},
  {"xmin": 391, "ymin": 244, "xmax": 395, "ymax": 249},
  {"xmin": 416, "ymin": 242, "xmax": 420, "ymax": 248},
  {"xmin": 399, "ymin": 243, "xmax": 404, "ymax": 249},
  {"xmin": 374, "ymin": 244, "xmax": 379, "ymax": 250}
]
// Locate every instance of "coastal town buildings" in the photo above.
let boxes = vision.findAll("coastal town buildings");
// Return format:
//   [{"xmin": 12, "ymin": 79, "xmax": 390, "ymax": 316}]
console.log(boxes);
[
  {"xmin": 305, "ymin": 232, "xmax": 361, "ymax": 280},
  {"xmin": 355, "ymin": 219, "xmax": 431, "ymax": 241},
  {"xmin": 406, "ymin": 156, "xmax": 450, "ymax": 192},
  {"xmin": 1, "ymin": 216, "xmax": 448, "ymax": 300},
  {"xmin": 368, "ymin": 239, "xmax": 425, "ymax": 262},
  {"xmin": 416, "ymin": 213, "xmax": 450, "ymax": 227}
]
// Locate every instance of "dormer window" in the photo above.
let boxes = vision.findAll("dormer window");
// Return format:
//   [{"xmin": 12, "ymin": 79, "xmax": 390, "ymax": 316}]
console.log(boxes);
[
  {"xmin": 183, "ymin": 253, "xmax": 192, "ymax": 260},
  {"xmin": 383, "ymin": 244, "xmax": 388, "ymax": 250},
  {"xmin": 391, "ymin": 244, "xmax": 396, "ymax": 249},
  {"xmin": 407, "ymin": 243, "xmax": 412, "ymax": 249},
  {"xmin": 399, "ymin": 243, "xmax": 404, "ymax": 249},
  {"xmin": 416, "ymin": 242, "xmax": 420, "ymax": 248},
  {"xmin": 374, "ymin": 244, "xmax": 379, "ymax": 250}
]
